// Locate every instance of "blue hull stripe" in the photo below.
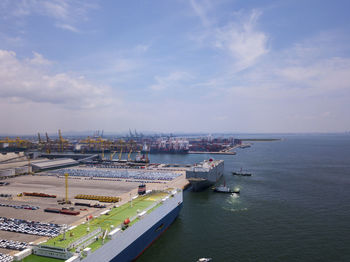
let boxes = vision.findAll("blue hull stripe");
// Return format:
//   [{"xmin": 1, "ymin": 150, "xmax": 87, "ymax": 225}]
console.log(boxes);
[{"xmin": 110, "ymin": 203, "xmax": 183, "ymax": 262}]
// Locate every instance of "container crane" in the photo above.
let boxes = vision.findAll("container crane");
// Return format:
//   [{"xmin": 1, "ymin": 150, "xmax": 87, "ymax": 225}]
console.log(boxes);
[
  {"xmin": 118, "ymin": 148, "xmax": 123, "ymax": 161},
  {"xmin": 37, "ymin": 133, "xmax": 43, "ymax": 151},
  {"xmin": 45, "ymin": 132, "xmax": 51, "ymax": 154},
  {"xmin": 110, "ymin": 151, "xmax": 117, "ymax": 161},
  {"xmin": 58, "ymin": 129, "xmax": 64, "ymax": 152},
  {"xmin": 128, "ymin": 148, "xmax": 132, "ymax": 161}
]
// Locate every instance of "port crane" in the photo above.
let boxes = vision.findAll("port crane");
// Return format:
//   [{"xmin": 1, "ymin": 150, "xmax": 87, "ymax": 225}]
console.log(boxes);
[
  {"xmin": 118, "ymin": 148, "xmax": 123, "ymax": 161},
  {"xmin": 58, "ymin": 129, "xmax": 69, "ymax": 152},
  {"xmin": 127, "ymin": 148, "xmax": 132, "ymax": 161},
  {"xmin": 45, "ymin": 132, "xmax": 51, "ymax": 153},
  {"xmin": 117, "ymin": 139, "xmax": 125, "ymax": 160},
  {"xmin": 0, "ymin": 137, "xmax": 32, "ymax": 150},
  {"xmin": 110, "ymin": 151, "xmax": 117, "ymax": 161}
]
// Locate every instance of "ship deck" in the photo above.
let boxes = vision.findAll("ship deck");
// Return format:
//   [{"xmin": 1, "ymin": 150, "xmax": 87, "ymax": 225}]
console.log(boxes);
[
  {"xmin": 23, "ymin": 254, "xmax": 63, "ymax": 262},
  {"xmin": 22, "ymin": 191, "xmax": 171, "ymax": 261}
]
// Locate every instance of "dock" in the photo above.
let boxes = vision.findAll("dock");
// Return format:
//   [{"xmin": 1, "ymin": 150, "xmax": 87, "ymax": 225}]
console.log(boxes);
[
  {"xmin": 0, "ymin": 159, "xmax": 190, "ymax": 260},
  {"xmin": 188, "ymin": 151, "xmax": 236, "ymax": 155}
]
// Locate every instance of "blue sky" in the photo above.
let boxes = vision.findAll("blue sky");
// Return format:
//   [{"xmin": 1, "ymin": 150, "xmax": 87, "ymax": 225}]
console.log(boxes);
[{"xmin": 1, "ymin": 0, "xmax": 350, "ymax": 134}]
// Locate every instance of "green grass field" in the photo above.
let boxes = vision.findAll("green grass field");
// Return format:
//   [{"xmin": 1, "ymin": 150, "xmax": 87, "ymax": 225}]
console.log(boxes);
[{"xmin": 23, "ymin": 254, "xmax": 64, "ymax": 262}]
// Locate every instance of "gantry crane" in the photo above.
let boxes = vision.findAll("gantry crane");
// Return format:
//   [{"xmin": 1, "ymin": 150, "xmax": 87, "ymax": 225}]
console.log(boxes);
[
  {"xmin": 110, "ymin": 151, "xmax": 117, "ymax": 161},
  {"xmin": 45, "ymin": 132, "xmax": 51, "ymax": 153},
  {"xmin": 127, "ymin": 148, "xmax": 133, "ymax": 161}
]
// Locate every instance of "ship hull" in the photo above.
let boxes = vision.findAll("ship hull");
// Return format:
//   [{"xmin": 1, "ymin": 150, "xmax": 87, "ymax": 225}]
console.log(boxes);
[
  {"xmin": 82, "ymin": 191, "xmax": 183, "ymax": 262},
  {"xmin": 190, "ymin": 179, "xmax": 215, "ymax": 192},
  {"xmin": 111, "ymin": 203, "xmax": 182, "ymax": 262}
]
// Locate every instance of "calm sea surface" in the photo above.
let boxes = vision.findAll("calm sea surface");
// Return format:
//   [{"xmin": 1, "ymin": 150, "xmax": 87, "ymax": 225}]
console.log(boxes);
[{"xmin": 137, "ymin": 134, "xmax": 350, "ymax": 262}]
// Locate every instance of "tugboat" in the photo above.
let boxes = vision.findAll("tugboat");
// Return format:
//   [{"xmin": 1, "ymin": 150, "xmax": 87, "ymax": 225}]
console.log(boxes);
[
  {"xmin": 213, "ymin": 180, "xmax": 239, "ymax": 194},
  {"xmin": 213, "ymin": 184, "xmax": 232, "ymax": 193}
]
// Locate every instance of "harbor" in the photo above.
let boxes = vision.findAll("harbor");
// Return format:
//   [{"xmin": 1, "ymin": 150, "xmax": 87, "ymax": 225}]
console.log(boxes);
[{"xmin": 0, "ymin": 147, "xmax": 226, "ymax": 261}]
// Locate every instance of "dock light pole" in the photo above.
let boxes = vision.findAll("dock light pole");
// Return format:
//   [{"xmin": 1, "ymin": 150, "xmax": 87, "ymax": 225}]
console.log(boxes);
[{"xmin": 65, "ymin": 173, "xmax": 69, "ymax": 204}]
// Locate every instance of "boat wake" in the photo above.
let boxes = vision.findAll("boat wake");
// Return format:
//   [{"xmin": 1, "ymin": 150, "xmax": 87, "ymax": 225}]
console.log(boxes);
[
  {"xmin": 231, "ymin": 193, "xmax": 239, "ymax": 198},
  {"xmin": 223, "ymin": 207, "xmax": 248, "ymax": 212}
]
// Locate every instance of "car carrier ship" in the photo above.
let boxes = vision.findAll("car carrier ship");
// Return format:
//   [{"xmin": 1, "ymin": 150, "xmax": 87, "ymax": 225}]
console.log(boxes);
[
  {"xmin": 19, "ymin": 189, "xmax": 183, "ymax": 262},
  {"xmin": 186, "ymin": 159, "xmax": 224, "ymax": 191}
]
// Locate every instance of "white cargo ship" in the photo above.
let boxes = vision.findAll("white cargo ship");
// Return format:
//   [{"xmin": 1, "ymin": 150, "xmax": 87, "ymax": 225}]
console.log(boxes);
[
  {"xmin": 186, "ymin": 159, "xmax": 224, "ymax": 191},
  {"xmin": 20, "ymin": 189, "xmax": 183, "ymax": 262}
]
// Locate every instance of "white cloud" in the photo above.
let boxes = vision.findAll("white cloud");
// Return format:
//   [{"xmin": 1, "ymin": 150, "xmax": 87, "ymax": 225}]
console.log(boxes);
[
  {"xmin": 1, "ymin": 0, "xmax": 96, "ymax": 33},
  {"xmin": 214, "ymin": 10, "xmax": 268, "ymax": 71},
  {"xmin": 113, "ymin": 59, "xmax": 139, "ymax": 73},
  {"xmin": 0, "ymin": 50, "xmax": 114, "ymax": 109},
  {"xmin": 190, "ymin": 0, "xmax": 212, "ymax": 27},
  {"xmin": 135, "ymin": 44, "xmax": 150, "ymax": 53},
  {"xmin": 150, "ymin": 72, "xmax": 193, "ymax": 91},
  {"xmin": 41, "ymin": 1, "xmax": 70, "ymax": 20},
  {"xmin": 55, "ymin": 23, "xmax": 79, "ymax": 33},
  {"xmin": 27, "ymin": 52, "xmax": 52, "ymax": 66},
  {"xmin": 189, "ymin": 2, "xmax": 268, "ymax": 71},
  {"xmin": 186, "ymin": 31, "xmax": 350, "ymax": 132}
]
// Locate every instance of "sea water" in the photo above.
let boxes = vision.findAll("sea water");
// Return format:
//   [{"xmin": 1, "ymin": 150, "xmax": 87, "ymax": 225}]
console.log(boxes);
[{"xmin": 139, "ymin": 134, "xmax": 350, "ymax": 262}]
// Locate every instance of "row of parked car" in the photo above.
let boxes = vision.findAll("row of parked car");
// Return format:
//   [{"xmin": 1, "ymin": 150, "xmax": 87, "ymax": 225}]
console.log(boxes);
[
  {"xmin": 0, "ymin": 253, "xmax": 13, "ymax": 262},
  {"xmin": 52, "ymin": 168, "xmax": 181, "ymax": 181},
  {"xmin": 0, "ymin": 239, "xmax": 27, "ymax": 251},
  {"xmin": 0, "ymin": 194, "xmax": 11, "ymax": 198},
  {"xmin": 0, "ymin": 202, "xmax": 39, "ymax": 210},
  {"xmin": 0, "ymin": 217, "xmax": 62, "ymax": 237}
]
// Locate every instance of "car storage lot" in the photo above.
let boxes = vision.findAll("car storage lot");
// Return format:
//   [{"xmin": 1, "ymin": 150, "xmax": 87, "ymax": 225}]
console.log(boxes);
[
  {"xmin": 0, "ymin": 175, "xmax": 138, "ymax": 249},
  {"xmin": 0, "ymin": 170, "xmax": 188, "ymax": 255}
]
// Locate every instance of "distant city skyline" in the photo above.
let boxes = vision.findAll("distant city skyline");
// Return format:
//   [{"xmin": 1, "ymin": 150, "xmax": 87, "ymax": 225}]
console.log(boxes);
[{"xmin": 1, "ymin": 0, "xmax": 350, "ymax": 134}]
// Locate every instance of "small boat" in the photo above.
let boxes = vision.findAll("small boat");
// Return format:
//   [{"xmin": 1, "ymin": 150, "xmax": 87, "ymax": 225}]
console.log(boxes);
[
  {"xmin": 197, "ymin": 258, "xmax": 212, "ymax": 262},
  {"xmin": 213, "ymin": 185, "xmax": 232, "ymax": 193},
  {"xmin": 232, "ymin": 168, "xmax": 252, "ymax": 176},
  {"xmin": 213, "ymin": 180, "xmax": 239, "ymax": 194}
]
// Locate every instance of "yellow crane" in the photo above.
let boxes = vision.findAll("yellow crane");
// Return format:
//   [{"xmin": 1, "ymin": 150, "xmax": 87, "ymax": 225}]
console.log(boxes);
[
  {"xmin": 0, "ymin": 137, "xmax": 31, "ymax": 149},
  {"xmin": 57, "ymin": 129, "xmax": 70, "ymax": 152},
  {"xmin": 117, "ymin": 139, "xmax": 125, "ymax": 160},
  {"xmin": 101, "ymin": 145, "xmax": 105, "ymax": 160},
  {"xmin": 110, "ymin": 151, "xmax": 117, "ymax": 161},
  {"xmin": 128, "ymin": 148, "xmax": 133, "ymax": 161},
  {"xmin": 118, "ymin": 148, "xmax": 123, "ymax": 161},
  {"xmin": 58, "ymin": 129, "xmax": 64, "ymax": 152},
  {"xmin": 45, "ymin": 132, "xmax": 51, "ymax": 154}
]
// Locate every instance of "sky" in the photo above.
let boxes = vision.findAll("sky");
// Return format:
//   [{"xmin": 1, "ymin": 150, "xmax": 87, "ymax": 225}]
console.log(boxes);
[{"xmin": 1, "ymin": 0, "xmax": 350, "ymax": 135}]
